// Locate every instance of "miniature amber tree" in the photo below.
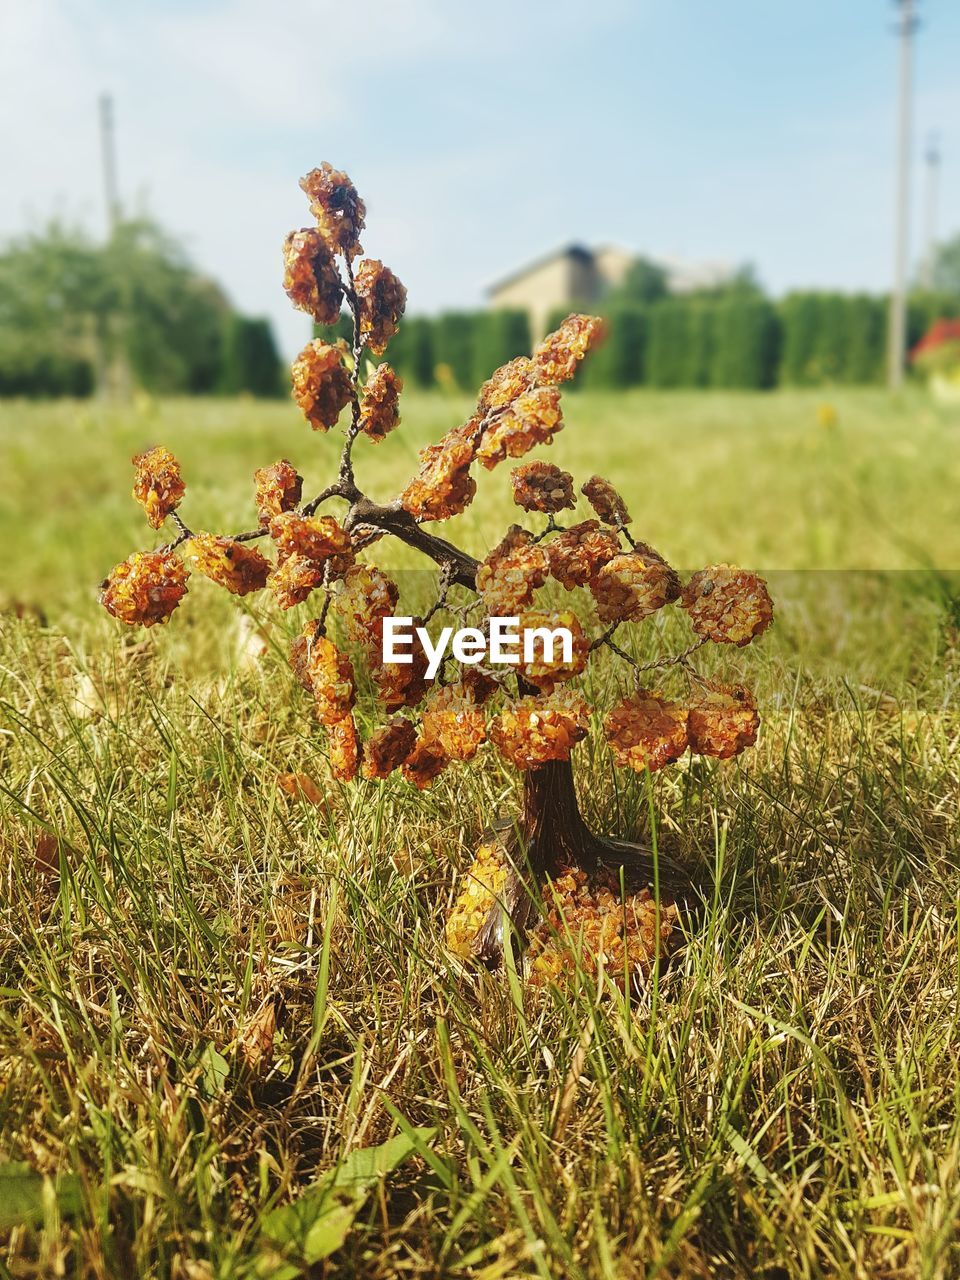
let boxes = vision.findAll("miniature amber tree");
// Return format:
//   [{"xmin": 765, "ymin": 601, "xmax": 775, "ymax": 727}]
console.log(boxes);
[{"xmin": 100, "ymin": 164, "xmax": 772, "ymax": 980}]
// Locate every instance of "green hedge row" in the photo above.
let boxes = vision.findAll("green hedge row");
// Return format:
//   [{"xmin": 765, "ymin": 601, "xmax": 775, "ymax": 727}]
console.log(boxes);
[
  {"xmin": 316, "ymin": 309, "xmax": 532, "ymax": 392},
  {"xmin": 555, "ymin": 292, "xmax": 959, "ymax": 390},
  {"xmin": 0, "ymin": 313, "xmax": 284, "ymax": 399},
  {"xmin": 548, "ymin": 299, "xmax": 781, "ymax": 390},
  {"xmin": 0, "ymin": 336, "xmax": 95, "ymax": 397},
  {"xmin": 375, "ymin": 294, "xmax": 925, "ymax": 392},
  {"xmin": 318, "ymin": 289, "xmax": 960, "ymax": 397},
  {"xmin": 779, "ymin": 293, "xmax": 888, "ymax": 385}
]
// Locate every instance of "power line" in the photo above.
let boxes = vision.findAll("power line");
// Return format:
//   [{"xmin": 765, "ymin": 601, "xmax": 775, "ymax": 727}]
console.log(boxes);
[{"xmin": 887, "ymin": 0, "xmax": 919, "ymax": 391}]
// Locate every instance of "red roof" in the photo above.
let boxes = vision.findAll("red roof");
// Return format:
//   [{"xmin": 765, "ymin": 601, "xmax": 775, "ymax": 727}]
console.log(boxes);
[{"xmin": 910, "ymin": 318, "xmax": 960, "ymax": 361}]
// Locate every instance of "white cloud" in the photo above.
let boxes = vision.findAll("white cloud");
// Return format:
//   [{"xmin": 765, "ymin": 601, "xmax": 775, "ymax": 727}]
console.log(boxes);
[
  {"xmin": 2, "ymin": 0, "xmax": 958, "ymax": 363},
  {"xmin": 3, "ymin": 0, "xmax": 631, "ymax": 354}
]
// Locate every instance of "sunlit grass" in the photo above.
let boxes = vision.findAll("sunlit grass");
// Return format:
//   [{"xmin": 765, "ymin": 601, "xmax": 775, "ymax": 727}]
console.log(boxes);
[
  {"xmin": 1, "ymin": 389, "xmax": 959, "ymax": 1276},
  {"xmin": 2, "ymin": 387, "xmax": 959, "ymax": 622}
]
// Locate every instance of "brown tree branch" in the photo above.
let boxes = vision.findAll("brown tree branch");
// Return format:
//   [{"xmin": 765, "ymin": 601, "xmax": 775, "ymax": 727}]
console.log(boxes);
[{"xmin": 344, "ymin": 496, "xmax": 480, "ymax": 588}]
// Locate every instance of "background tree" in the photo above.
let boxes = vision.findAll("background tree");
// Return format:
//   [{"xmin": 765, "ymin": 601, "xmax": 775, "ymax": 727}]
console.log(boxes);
[
  {"xmin": 98, "ymin": 164, "xmax": 773, "ymax": 983},
  {"xmin": 928, "ymin": 232, "xmax": 960, "ymax": 299},
  {"xmin": 220, "ymin": 315, "xmax": 283, "ymax": 397},
  {"xmin": 0, "ymin": 217, "xmax": 279, "ymax": 398},
  {"xmin": 613, "ymin": 256, "xmax": 669, "ymax": 306}
]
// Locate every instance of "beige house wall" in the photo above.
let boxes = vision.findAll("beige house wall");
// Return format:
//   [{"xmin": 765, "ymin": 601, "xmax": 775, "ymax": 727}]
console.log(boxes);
[
  {"xmin": 488, "ymin": 245, "xmax": 736, "ymax": 340},
  {"xmin": 593, "ymin": 245, "xmax": 634, "ymax": 290},
  {"xmin": 490, "ymin": 255, "xmax": 602, "ymax": 340}
]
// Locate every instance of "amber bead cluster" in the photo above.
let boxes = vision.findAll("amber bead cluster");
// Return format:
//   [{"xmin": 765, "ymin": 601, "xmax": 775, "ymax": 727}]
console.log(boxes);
[{"xmin": 400, "ymin": 317, "xmax": 606, "ymax": 522}]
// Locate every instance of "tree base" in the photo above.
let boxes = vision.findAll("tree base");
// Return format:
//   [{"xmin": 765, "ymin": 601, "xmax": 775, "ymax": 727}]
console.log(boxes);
[{"xmin": 446, "ymin": 759, "xmax": 698, "ymax": 971}]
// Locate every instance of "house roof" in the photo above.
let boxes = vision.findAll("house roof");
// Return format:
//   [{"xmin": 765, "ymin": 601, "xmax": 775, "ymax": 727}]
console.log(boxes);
[
  {"xmin": 486, "ymin": 243, "xmax": 595, "ymax": 296},
  {"xmin": 910, "ymin": 318, "xmax": 960, "ymax": 361}
]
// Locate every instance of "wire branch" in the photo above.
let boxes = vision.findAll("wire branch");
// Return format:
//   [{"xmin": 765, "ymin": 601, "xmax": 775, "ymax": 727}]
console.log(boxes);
[
  {"xmin": 530, "ymin": 514, "xmax": 567, "ymax": 544},
  {"xmin": 344, "ymin": 496, "xmax": 480, "ymax": 589},
  {"xmin": 421, "ymin": 561, "xmax": 456, "ymax": 624},
  {"xmin": 595, "ymin": 630, "xmax": 709, "ymax": 682},
  {"xmin": 617, "ymin": 520, "xmax": 637, "ymax": 549},
  {"xmin": 300, "ymin": 481, "xmax": 347, "ymax": 517},
  {"xmin": 170, "ymin": 511, "xmax": 194, "ymax": 540},
  {"xmin": 336, "ymin": 256, "xmax": 365, "ymax": 499}
]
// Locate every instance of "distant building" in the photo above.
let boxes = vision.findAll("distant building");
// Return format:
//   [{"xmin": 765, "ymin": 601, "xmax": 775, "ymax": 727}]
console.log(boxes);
[
  {"xmin": 487, "ymin": 244, "xmax": 735, "ymax": 338},
  {"xmin": 910, "ymin": 317, "xmax": 960, "ymax": 362}
]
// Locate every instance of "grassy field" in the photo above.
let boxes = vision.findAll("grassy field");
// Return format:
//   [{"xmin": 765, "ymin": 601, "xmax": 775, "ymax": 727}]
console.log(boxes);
[{"xmin": 1, "ymin": 388, "xmax": 960, "ymax": 1278}]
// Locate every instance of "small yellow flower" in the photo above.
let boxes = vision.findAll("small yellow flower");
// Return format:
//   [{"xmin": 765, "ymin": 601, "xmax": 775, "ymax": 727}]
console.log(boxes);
[
  {"xmin": 816, "ymin": 402, "xmax": 838, "ymax": 430},
  {"xmin": 433, "ymin": 362, "xmax": 458, "ymax": 393}
]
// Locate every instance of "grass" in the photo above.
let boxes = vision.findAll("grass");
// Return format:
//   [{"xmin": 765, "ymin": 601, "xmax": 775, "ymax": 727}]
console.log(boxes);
[{"xmin": 1, "ymin": 386, "xmax": 960, "ymax": 1277}]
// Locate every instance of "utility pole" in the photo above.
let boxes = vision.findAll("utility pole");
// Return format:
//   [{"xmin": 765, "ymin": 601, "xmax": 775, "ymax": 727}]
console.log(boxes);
[
  {"xmin": 887, "ymin": 0, "xmax": 919, "ymax": 391},
  {"xmin": 97, "ymin": 93, "xmax": 129, "ymax": 399},
  {"xmin": 98, "ymin": 93, "xmax": 120, "ymax": 236},
  {"xmin": 922, "ymin": 133, "xmax": 941, "ymax": 290}
]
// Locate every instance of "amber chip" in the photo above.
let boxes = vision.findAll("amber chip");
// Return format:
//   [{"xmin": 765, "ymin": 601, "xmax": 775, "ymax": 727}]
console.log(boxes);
[
  {"xmin": 533, "ymin": 314, "xmax": 606, "ymax": 385},
  {"xmin": 589, "ymin": 551, "xmax": 680, "ymax": 624},
  {"xmin": 400, "ymin": 737, "xmax": 448, "ymax": 789},
  {"xmin": 358, "ymin": 363, "xmax": 403, "ymax": 441},
  {"xmin": 328, "ymin": 714, "xmax": 360, "ymax": 782},
  {"xmin": 269, "ymin": 512, "xmax": 352, "ymax": 567},
  {"xmin": 687, "ymin": 683, "xmax": 759, "ymax": 758},
  {"xmin": 132, "ymin": 446, "xmax": 185, "ymax": 530},
  {"xmin": 681, "ymin": 565, "xmax": 774, "ymax": 646},
  {"xmin": 282, "ymin": 227, "xmax": 344, "ymax": 324},
  {"xmin": 254, "ymin": 459, "xmax": 303, "ymax": 528},
  {"xmin": 476, "ymin": 525, "xmax": 549, "ymax": 615},
  {"xmin": 99, "ymin": 549, "xmax": 189, "ymax": 627},
  {"xmin": 581, "ymin": 474, "xmax": 630, "ymax": 526},
  {"xmin": 189, "ymin": 534, "xmax": 271, "ymax": 596},
  {"xmin": 510, "ymin": 462, "xmax": 576, "ymax": 514},
  {"xmin": 444, "ymin": 838, "xmax": 510, "ymax": 959},
  {"xmin": 290, "ymin": 624, "xmax": 355, "ymax": 725},
  {"xmin": 420, "ymin": 684, "xmax": 487, "ymax": 762},
  {"xmin": 489, "ymin": 689, "xmax": 591, "ymax": 770},
  {"xmin": 354, "ymin": 259, "xmax": 407, "ymax": 355},
  {"xmin": 603, "ymin": 691, "xmax": 689, "ymax": 773},
  {"xmin": 361, "ymin": 716, "xmax": 418, "ymax": 779},
  {"xmin": 526, "ymin": 866, "xmax": 676, "ymax": 989},
  {"xmin": 337, "ymin": 565, "xmax": 400, "ymax": 651},
  {"xmin": 475, "ymin": 386, "xmax": 563, "ymax": 470},
  {"xmin": 400, "ymin": 425, "xmax": 477, "ymax": 522},
  {"xmin": 299, "ymin": 163, "xmax": 365, "ymax": 258},
  {"xmin": 548, "ymin": 521, "xmax": 621, "ymax": 590},
  {"xmin": 291, "ymin": 340, "xmax": 353, "ymax": 432},
  {"xmin": 476, "ymin": 356, "xmax": 537, "ymax": 412},
  {"xmin": 515, "ymin": 610, "xmax": 589, "ymax": 690},
  {"xmin": 268, "ymin": 553, "xmax": 325, "ymax": 609}
]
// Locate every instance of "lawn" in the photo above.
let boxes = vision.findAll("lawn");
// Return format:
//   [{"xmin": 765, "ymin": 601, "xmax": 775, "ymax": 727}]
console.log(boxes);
[{"xmin": 1, "ymin": 387, "xmax": 960, "ymax": 1278}]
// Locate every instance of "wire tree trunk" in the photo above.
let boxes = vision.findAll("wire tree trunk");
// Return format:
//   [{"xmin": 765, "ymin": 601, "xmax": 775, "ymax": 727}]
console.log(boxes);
[{"xmin": 342, "ymin": 504, "xmax": 693, "ymax": 960}]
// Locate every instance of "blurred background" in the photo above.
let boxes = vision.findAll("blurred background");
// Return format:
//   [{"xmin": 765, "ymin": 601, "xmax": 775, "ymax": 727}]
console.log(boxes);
[
  {"xmin": 1, "ymin": 0, "xmax": 959, "ymax": 616},
  {"xmin": 3, "ymin": 0, "xmax": 960, "ymax": 397}
]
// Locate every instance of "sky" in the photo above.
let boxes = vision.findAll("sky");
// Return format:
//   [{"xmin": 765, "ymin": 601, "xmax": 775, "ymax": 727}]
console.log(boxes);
[{"xmin": 2, "ymin": 0, "xmax": 959, "ymax": 358}]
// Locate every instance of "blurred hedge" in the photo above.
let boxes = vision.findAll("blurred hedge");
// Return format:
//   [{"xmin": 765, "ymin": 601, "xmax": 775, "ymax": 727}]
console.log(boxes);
[
  {"xmin": 0, "ymin": 334, "xmax": 94, "ymax": 397},
  {"xmin": 0, "ymin": 219, "xmax": 283, "ymax": 399},
  {"xmin": 579, "ymin": 306, "xmax": 647, "ymax": 388},
  {"xmin": 778, "ymin": 292, "xmax": 887, "ymax": 386},
  {"xmin": 11, "ymin": 283, "xmax": 958, "ymax": 401},
  {"xmin": 220, "ymin": 316, "xmax": 283, "ymax": 396},
  {"xmin": 370, "ymin": 294, "xmax": 958, "ymax": 392},
  {"xmin": 644, "ymin": 298, "xmax": 780, "ymax": 389},
  {"xmin": 472, "ymin": 310, "xmax": 530, "ymax": 386}
]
